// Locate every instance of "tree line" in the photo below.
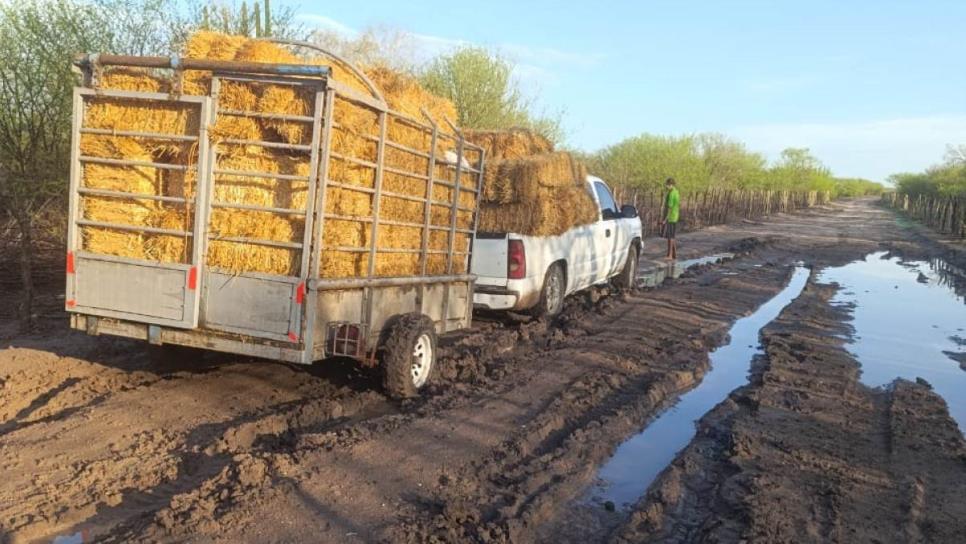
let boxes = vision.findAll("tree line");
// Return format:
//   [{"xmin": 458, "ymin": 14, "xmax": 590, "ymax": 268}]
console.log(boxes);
[
  {"xmin": 585, "ymin": 133, "xmax": 883, "ymax": 197},
  {"xmin": 889, "ymin": 145, "xmax": 966, "ymax": 198}
]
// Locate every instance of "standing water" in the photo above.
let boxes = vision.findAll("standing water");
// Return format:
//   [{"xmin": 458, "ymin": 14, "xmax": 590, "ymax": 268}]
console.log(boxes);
[
  {"xmin": 819, "ymin": 252, "xmax": 966, "ymax": 433},
  {"xmin": 589, "ymin": 266, "xmax": 810, "ymax": 508}
]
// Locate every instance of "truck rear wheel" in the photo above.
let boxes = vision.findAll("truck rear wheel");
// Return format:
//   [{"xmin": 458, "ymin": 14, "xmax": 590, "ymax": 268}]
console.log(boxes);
[
  {"xmin": 614, "ymin": 244, "xmax": 639, "ymax": 290},
  {"xmin": 382, "ymin": 313, "xmax": 438, "ymax": 399},
  {"xmin": 532, "ymin": 263, "xmax": 565, "ymax": 318}
]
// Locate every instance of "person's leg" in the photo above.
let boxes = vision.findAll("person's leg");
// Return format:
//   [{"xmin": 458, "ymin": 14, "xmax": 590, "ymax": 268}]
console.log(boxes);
[{"xmin": 667, "ymin": 222, "xmax": 677, "ymax": 260}]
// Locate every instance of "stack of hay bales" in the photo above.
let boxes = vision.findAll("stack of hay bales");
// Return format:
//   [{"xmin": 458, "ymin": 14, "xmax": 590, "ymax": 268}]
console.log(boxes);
[
  {"xmin": 79, "ymin": 31, "xmax": 476, "ymax": 278},
  {"xmin": 468, "ymin": 129, "xmax": 599, "ymax": 236}
]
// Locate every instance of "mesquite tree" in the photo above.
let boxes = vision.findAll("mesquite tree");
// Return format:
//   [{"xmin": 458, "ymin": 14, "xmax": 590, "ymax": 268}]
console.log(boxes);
[
  {"xmin": 0, "ymin": 0, "xmax": 183, "ymax": 330},
  {"xmin": 421, "ymin": 47, "xmax": 564, "ymax": 145},
  {"xmin": 0, "ymin": 1, "xmax": 102, "ymax": 329}
]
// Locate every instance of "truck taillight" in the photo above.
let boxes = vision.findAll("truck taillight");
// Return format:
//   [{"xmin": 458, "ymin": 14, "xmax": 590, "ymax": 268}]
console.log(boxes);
[{"xmin": 508, "ymin": 239, "xmax": 526, "ymax": 279}]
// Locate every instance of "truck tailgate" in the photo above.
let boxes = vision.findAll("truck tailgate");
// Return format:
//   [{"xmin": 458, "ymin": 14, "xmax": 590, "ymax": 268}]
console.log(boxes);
[{"xmin": 471, "ymin": 234, "xmax": 508, "ymax": 287}]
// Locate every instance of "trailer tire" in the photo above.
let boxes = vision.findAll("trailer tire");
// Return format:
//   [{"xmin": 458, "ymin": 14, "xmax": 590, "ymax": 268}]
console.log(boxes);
[
  {"xmin": 614, "ymin": 243, "xmax": 639, "ymax": 290},
  {"xmin": 532, "ymin": 263, "xmax": 566, "ymax": 318},
  {"xmin": 382, "ymin": 313, "xmax": 438, "ymax": 399}
]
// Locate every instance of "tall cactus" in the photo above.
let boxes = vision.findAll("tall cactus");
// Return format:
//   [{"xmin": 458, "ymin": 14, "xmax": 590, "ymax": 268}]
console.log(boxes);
[
  {"xmin": 263, "ymin": 0, "xmax": 271, "ymax": 36},
  {"xmin": 253, "ymin": 2, "xmax": 262, "ymax": 37},
  {"xmin": 239, "ymin": 2, "xmax": 250, "ymax": 36}
]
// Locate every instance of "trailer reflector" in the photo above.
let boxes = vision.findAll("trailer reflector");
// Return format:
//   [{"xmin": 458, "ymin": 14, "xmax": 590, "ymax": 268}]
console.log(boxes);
[
  {"xmin": 288, "ymin": 331, "xmax": 299, "ymax": 342},
  {"xmin": 66, "ymin": 299, "xmax": 76, "ymax": 308},
  {"xmin": 295, "ymin": 282, "xmax": 306, "ymax": 304},
  {"xmin": 187, "ymin": 266, "xmax": 198, "ymax": 290},
  {"xmin": 66, "ymin": 252, "xmax": 75, "ymax": 274}
]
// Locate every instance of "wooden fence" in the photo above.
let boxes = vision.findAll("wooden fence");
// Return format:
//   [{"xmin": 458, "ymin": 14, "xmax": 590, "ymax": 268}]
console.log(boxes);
[
  {"xmin": 611, "ymin": 187, "xmax": 833, "ymax": 237},
  {"xmin": 882, "ymin": 192, "xmax": 966, "ymax": 238}
]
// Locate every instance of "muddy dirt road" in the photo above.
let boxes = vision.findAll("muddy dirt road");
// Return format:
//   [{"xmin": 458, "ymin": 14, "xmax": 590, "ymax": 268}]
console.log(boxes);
[{"xmin": 1, "ymin": 199, "xmax": 965, "ymax": 543}]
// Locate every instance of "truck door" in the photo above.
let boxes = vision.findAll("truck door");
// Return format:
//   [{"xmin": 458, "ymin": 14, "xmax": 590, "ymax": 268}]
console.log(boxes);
[{"xmin": 591, "ymin": 181, "xmax": 621, "ymax": 281}]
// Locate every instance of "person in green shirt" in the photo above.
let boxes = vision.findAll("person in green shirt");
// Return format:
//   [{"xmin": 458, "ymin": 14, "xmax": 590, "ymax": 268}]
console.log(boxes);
[{"xmin": 661, "ymin": 177, "xmax": 680, "ymax": 260}]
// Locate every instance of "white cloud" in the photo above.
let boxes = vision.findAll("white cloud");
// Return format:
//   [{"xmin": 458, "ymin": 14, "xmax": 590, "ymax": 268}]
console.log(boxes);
[
  {"xmin": 731, "ymin": 115, "xmax": 966, "ymax": 182},
  {"xmin": 296, "ymin": 14, "xmax": 358, "ymax": 37},
  {"xmin": 499, "ymin": 43, "xmax": 604, "ymax": 68},
  {"xmin": 296, "ymin": 13, "xmax": 601, "ymax": 84}
]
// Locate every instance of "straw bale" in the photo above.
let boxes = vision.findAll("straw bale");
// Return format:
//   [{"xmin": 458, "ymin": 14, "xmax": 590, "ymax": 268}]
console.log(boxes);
[
  {"xmin": 478, "ymin": 185, "xmax": 598, "ymax": 237},
  {"xmin": 78, "ymin": 136, "xmax": 160, "ymax": 257},
  {"xmin": 182, "ymin": 31, "xmax": 248, "ymax": 95},
  {"xmin": 82, "ymin": 228, "xmax": 147, "ymax": 260},
  {"xmin": 324, "ymin": 187, "xmax": 371, "ymax": 217},
  {"xmin": 368, "ymin": 67, "xmax": 458, "ymax": 131},
  {"xmin": 321, "ymin": 250, "xmax": 365, "ymax": 278},
  {"xmin": 380, "ymin": 195, "xmax": 424, "ymax": 224},
  {"xmin": 99, "ymin": 68, "xmax": 170, "ymax": 93},
  {"xmin": 84, "ymin": 98, "xmax": 197, "ymax": 160},
  {"xmin": 383, "ymin": 170, "xmax": 427, "ymax": 199},
  {"xmin": 214, "ymin": 149, "xmax": 310, "ymax": 209},
  {"xmin": 143, "ymin": 207, "xmax": 193, "ymax": 263},
  {"xmin": 210, "ymin": 81, "xmax": 266, "ymax": 144},
  {"xmin": 464, "ymin": 128, "xmax": 553, "ymax": 161},
  {"xmin": 482, "ymin": 152, "xmax": 586, "ymax": 205},
  {"xmin": 206, "ymin": 208, "xmax": 303, "ymax": 274}
]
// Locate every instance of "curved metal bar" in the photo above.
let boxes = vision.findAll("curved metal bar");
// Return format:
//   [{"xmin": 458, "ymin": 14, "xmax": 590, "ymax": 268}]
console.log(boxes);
[{"xmin": 262, "ymin": 38, "xmax": 388, "ymax": 107}]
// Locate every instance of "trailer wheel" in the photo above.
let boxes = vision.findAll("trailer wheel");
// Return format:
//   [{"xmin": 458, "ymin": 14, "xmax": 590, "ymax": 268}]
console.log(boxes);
[
  {"xmin": 614, "ymin": 244, "xmax": 639, "ymax": 290},
  {"xmin": 532, "ymin": 263, "xmax": 565, "ymax": 318},
  {"xmin": 382, "ymin": 313, "xmax": 438, "ymax": 399}
]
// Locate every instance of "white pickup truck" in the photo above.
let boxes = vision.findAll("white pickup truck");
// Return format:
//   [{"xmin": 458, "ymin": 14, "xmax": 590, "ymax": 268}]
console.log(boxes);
[{"xmin": 472, "ymin": 176, "xmax": 643, "ymax": 316}]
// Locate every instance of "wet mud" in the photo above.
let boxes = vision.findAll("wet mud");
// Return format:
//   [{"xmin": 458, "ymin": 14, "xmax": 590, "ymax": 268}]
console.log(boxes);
[{"xmin": 2, "ymin": 199, "xmax": 965, "ymax": 543}]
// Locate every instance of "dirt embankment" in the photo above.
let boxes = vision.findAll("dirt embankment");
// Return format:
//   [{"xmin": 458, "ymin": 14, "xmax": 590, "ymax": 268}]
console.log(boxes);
[{"xmin": 611, "ymin": 273, "xmax": 966, "ymax": 544}]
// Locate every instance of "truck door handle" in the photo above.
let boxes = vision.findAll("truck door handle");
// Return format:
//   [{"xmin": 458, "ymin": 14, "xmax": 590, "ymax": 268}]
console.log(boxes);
[{"xmin": 606, "ymin": 229, "xmax": 611, "ymax": 238}]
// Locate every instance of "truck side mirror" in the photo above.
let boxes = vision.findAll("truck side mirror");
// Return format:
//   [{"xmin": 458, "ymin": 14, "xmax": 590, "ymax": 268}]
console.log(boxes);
[{"xmin": 621, "ymin": 204, "xmax": 638, "ymax": 219}]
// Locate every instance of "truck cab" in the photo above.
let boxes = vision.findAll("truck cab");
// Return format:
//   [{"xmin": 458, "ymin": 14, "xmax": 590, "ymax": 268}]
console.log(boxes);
[{"xmin": 472, "ymin": 176, "xmax": 643, "ymax": 316}]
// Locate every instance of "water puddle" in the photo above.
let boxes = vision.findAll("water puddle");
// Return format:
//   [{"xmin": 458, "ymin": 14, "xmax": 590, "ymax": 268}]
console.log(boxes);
[
  {"xmin": 52, "ymin": 530, "xmax": 87, "ymax": 543},
  {"xmin": 589, "ymin": 266, "xmax": 810, "ymax": 509},
  {"xmin": 637, "ymin": 252, "xmax": 735, "ymax": 287},
  {"xmin": 819, "ymin": 252, "xmax": 966, "ymax": 432}
]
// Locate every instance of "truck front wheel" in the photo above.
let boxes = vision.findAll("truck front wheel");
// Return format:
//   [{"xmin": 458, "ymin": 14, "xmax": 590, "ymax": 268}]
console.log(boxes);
[
  {"xmin": 614, "ymin": 244, "xmax": 639, "ymax": 290},
  {"xmin": 382, "ymin": 313, "xmax": 438, "ymax": 399},
  {"xmin": 532, "ymin": 263, "xmax": 565, "ymax": 318}
]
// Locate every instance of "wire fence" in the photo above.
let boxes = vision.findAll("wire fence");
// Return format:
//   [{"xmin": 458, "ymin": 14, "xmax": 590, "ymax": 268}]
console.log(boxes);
[
  {"xmin": 611, "ymin": 187, "xmax": 833, "ymax": 237},
  {"xmin": 882, "ymin": 192, "xmax": 966, "ymax": 238}
]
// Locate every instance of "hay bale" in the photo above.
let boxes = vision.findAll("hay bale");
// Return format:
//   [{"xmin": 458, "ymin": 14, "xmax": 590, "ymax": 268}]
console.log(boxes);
[
  {"xmin": 478, "ymin": 185, "xmax": 598, "ymax": 237},
  {"xmin": 464, "ymin": 128, "xmax": 553, "ymax": 161},
  {"xmin": 482, "ymin": 152, "xmax": 586, "ymax": 205},
  {"xmin": 78, "ymin": 136, "xmax": 159, "ymax": 258},
  {"xmin": 99, "ymin": 68, "xmax": 170, "ymax": 93}
]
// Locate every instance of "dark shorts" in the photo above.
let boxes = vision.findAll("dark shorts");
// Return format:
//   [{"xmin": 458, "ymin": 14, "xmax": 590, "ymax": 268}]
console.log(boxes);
[{"xmin": 665, "ymin": 222, "xmax": 677, "ymax": 240}]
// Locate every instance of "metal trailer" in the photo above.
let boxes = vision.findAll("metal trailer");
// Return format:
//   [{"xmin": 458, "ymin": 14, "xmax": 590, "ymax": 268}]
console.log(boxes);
[{"xmin": 65, "ymin": 41, "xmax": 485, "ymax": 397}]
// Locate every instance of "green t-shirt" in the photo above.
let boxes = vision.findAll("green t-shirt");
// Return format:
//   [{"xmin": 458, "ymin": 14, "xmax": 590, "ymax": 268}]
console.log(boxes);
[{"xmin": 666, "ymin": 187, "xmax": 680, "ymax": 223}]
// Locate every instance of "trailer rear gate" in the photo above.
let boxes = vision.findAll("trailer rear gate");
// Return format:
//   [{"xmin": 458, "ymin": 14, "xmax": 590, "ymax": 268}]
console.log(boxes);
[{"xmin": 67, "ymin": 51, "xmax": 484, "ymax": 366}]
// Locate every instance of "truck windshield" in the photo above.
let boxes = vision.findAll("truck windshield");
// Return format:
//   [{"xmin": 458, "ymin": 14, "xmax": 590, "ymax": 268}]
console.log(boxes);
[{"xmin": 594, "ymin": 182, "xmax": 619, "ymax": 219}]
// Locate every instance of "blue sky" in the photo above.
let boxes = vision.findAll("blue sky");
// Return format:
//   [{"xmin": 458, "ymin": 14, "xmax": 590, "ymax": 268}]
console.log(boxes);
[{"xmin": 288, "ymin": 0, "xmax": 965, "ymax": 182}]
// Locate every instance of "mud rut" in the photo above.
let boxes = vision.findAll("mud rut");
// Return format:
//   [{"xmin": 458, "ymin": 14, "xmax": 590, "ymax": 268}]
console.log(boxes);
[{"xmin": 1, "ymin": 199, "xmax": 964, "ymax": 543}]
